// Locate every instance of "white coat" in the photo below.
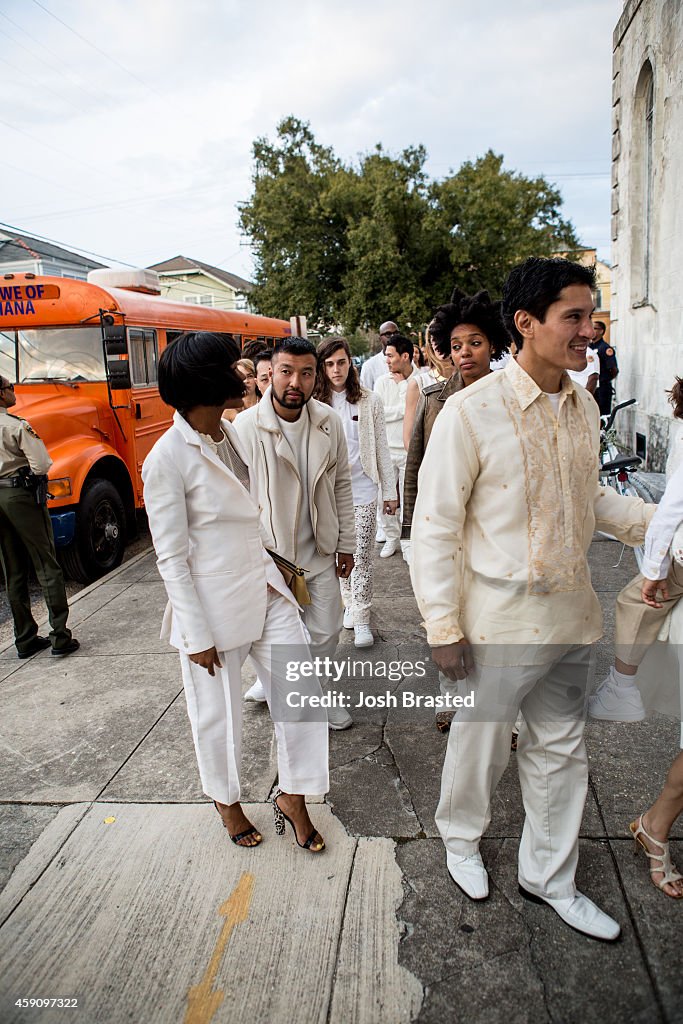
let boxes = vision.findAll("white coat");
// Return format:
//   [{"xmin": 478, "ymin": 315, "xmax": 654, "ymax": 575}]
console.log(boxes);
[
  {"xmin": 141, "ymin": 411, "xmax": 296, "ymax": 656},
  {"xmin": 234, "ymin": 393, "xmax": 356, "ymax": 564}
]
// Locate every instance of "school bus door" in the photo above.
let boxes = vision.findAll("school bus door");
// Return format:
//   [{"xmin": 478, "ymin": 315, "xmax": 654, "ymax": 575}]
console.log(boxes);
[{"xmin": 128, "ymin": 328, "xmax": 172, "ymax": 502}]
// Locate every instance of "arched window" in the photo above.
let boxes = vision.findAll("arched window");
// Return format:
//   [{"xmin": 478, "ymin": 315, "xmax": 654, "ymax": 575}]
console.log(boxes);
[
  {"xmin": 630, "ymin": 60, "xmax": 654, "ymax": 304},
  {"xmin": 643, "ymin": 71, "xmax": 654, "ymax": 297}
]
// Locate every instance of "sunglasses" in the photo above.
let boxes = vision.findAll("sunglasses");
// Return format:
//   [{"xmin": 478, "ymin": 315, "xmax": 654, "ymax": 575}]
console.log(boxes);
[
  {"xmin": 0, "ymin": 382, "xmax": 15, "ymax": 392},
  {"xmin": 380, "ymin": 330, "xmax": 398, "ymax": 338}
]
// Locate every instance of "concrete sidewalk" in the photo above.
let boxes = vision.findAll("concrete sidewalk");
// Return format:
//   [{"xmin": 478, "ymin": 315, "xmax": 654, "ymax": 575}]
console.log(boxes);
[{"xmin": 0, "ymin": 541, "xmax": 681, "ymax": 1023}]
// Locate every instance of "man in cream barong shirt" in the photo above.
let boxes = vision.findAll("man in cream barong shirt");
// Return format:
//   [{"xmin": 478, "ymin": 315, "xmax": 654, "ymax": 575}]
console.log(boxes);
[{"xmin": 411, "ymin": 257, "xmax": 653, "ymax": 941}]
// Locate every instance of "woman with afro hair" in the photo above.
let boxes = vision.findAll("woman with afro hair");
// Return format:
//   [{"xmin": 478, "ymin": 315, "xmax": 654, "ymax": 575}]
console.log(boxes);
[{"xmin": 403, "ymin": 288, "xmax": 510, "ymax": 731}]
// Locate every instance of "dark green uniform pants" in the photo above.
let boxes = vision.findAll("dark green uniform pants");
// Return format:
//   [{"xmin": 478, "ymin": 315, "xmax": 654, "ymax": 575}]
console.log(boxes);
[{"xmin": 0, "ymin": 487, "xmax": 72, "ymax": 653}]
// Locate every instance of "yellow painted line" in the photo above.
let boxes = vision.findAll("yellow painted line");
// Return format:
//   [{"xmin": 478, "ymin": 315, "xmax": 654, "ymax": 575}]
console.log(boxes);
[{"xmin": 184, "ymin": 872, "xmax": 255, "ymax": 1024}]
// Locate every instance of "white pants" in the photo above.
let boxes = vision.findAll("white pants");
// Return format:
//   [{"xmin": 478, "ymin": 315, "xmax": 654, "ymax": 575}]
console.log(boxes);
[
  {"xmin": 303, "ymin": 561, "xmax": 344, "ymax": 660},
  {"xmin": 340, "ymin": 502, "xmax": 376, "ymax": 625},
  {"xmin": 436, "ymin": 646, "xmax": 592, "ymax": 898},
  {"xmin": 181, "ymin": 589, "xmax": 329, "ymax": 805},
  {"xmin": 382, "ymin": 450, "xmax": 408, "ymax": 553}
]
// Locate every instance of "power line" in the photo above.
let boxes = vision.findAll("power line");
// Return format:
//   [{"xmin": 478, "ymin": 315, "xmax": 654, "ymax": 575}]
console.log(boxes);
[
  {"xmin": 0, "ymin": 15, "xmax": 115, "ymax": 107},
  {"xmin": 0, "ymin": 115, "xmax": 127, "ymax": 187},
  {"xmin": 30, "ymin": 0, "xmax": 163, "ymax": 100},
  {"xmin": 0, "ymin": 221, "xmax": 251, "ymax": 297},
  {"xmin": 0, "ymin": 220, "xmax": 137, "ymax": 269},
  {"xmin": 0, "ymin": 157, "xmax": 99, "ymax": 201},
  {"xmin": 8, "ymin": 182, "xmax": 229, "ymax": 225}
]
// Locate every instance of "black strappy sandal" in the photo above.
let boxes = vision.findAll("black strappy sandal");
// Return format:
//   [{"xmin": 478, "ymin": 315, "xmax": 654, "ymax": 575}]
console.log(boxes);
[
  {"xmin": 272, "ymin": 789, "xmax": 325, "ymax": 852},
  {"xmin": 213, "ymin": 800, "xmax": 262, "ymax": 847}
]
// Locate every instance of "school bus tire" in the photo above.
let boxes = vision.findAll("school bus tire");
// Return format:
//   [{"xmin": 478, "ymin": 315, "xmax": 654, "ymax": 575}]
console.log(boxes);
[{"xmin": 61, "ymin": 478, "xmax": 126, "ymax": 583}]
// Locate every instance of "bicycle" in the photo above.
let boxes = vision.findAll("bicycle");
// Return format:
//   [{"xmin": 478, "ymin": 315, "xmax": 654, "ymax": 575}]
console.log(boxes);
[{"xmin": 598, "ymin": 399, "xmax": 658, "ymax": 570}]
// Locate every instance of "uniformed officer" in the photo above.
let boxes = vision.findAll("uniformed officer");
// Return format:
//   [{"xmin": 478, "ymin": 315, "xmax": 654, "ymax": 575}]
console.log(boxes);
[
  {"xmin": 590, "ymin": 320, "xmax": 618, "ymax": 416},
  {"xmin": 0, "ymin": 376, "xmax": 79, "ymax": 658}
]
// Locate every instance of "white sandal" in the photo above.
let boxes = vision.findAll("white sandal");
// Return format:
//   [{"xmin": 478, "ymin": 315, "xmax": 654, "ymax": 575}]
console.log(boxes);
[{"xmin": 629, "ymin": 814, "xmax": 683, "ymax": 899}]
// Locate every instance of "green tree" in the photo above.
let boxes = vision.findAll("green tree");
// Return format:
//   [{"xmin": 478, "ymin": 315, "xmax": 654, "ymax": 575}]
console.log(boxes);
[
  {"xmin": 337, "ymin": 144, "xmax": 435, "ymax": 331},
  {"xmin": 238, "ymin": 116, "xmax": 347, "ymax": 328},
  {"xmin": 429, "ymin": 150, "xmax": 579, "ymax": 298},
  {"xmin": 239, "ymin": 121, "xmax": 581, "ymax": 333}
]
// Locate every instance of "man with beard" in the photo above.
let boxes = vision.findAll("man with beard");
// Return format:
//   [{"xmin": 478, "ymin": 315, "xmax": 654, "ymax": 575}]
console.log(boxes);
[{"xmin": 235, "ymin": 337, "xmax": 356, "ymax": 729}]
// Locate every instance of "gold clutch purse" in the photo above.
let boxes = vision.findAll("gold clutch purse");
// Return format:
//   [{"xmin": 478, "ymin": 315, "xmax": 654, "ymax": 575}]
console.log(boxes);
[{"xmin": 267, "ymin": 550, "xmax": 311, "ymax": 606}]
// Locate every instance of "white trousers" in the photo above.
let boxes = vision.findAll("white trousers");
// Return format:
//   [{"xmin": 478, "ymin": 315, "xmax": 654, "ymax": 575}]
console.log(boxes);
[
  {"xmin": 340, "ymin": 502, "xmax": 376, "ymax": 625},
  {"xmin": 436, "ymin": 646, "xmax": 592, "ymax": 898},
  {"xmin": 302, "ymin": 560, "xmax": 344, "ymax": 660},
  {"xmin": 382, "ymin": 450, "xmax": 408, "ymax": 553},
  {"xmin": 181, "ymin": 589, "xmax": 329, "ymax": 805}
]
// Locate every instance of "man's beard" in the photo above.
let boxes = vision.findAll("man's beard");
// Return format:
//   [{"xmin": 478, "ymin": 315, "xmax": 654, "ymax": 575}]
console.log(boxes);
[{"xmin": 272, "ymin": 385, "xmax": 307, "ymax": 409}]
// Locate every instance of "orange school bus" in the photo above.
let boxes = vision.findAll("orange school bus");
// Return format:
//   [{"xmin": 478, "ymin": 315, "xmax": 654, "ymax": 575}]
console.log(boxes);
[{"xmin": 0, "ymin": 269, "xmax": 291, "ymax": 582}]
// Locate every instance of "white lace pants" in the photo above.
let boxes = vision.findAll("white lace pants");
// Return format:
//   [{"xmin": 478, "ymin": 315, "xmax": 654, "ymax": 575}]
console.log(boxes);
[{"xmin": 340, "ymin": 501, "xmax": 376, "ymax": 625}]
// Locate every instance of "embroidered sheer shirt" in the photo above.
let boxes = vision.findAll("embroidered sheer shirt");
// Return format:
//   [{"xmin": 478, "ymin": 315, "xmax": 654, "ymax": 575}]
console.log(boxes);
[{"xmin": 410, "ymin": 357, "xmax": 654, "ymax": 664}]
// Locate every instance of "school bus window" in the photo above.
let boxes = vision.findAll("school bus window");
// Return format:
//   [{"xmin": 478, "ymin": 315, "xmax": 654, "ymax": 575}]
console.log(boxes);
[
  {"xmin": 13, "ymin": 327, "xmax": 104, "ymax": 383},
  {"xmin": 0, "ymin": 330, "xmax": 16, "ymax": 382},
  {"xmin": 165, "ymin": 330, "xmax": 184, "ymax": 349},
  {"xmin": 129, "ymin": 328, "xmax": 158, "ymax": 387}
]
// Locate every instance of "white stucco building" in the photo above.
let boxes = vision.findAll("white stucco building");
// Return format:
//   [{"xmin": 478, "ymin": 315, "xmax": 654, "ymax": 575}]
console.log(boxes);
[{"xmin": 611, "ymin": 0, "xmax": 683, "ymax": 469}]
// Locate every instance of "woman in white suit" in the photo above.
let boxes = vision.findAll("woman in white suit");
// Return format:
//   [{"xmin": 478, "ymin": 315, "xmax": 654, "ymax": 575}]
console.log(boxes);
[{"xmin": 142, "ymin": 332, "xmax": 328, "ymax": 851}]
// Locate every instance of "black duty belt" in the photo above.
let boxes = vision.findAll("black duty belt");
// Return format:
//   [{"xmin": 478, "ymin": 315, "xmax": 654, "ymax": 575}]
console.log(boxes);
[{"xmin": 0, "ymin": 476, "xmax": 22, "ymax": 488}]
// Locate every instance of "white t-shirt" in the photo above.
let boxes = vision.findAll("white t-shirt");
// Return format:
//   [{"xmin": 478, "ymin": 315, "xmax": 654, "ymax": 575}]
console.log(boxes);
[
  {"xmin": 374, "ymin": 367, "xmax": 419, "ymax": 453},
  {"xmin": 331, "ymin": 390, "xmax": 377, "ymax": 506},
  {"xmin": 278, "ymin": 408, "xmax": 330, "ymax": 577},
  {"xmin": 360, "ymin": 350, "xmax": 388, "ymax": 391},
  {"xmin": 567, "ymin": 349, "xmax": 600, "ymax": 389},
  {"xmin": 544, "ymin": 391, "xmax": 562, "ymax": 417}
]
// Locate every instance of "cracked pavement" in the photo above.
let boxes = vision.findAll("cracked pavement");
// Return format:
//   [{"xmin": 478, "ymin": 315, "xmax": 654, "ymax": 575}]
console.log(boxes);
[{"xmin": 0, "ymin": 538, "xmax": 681, "ymax": 1022}]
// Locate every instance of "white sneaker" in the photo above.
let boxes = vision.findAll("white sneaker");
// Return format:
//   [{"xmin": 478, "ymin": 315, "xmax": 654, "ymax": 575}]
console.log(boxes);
[
  {"xmin": 244, "ymin": 679, "xmax": 267, "ymax": 702},
  {"xmin": 354, "ymin": 624, "xmax": 374, "ymax": 648},
  {"xmin": 588, "ymin": 674, "xmax": 645, "ymax": 722},
  {"xmin": 446, "ymin": 850, "xmax": 489, "ymax": 900},
  {"xmin": 519, "ymin": 886, "xmax": 620, "ymax": 941},
  {"xmin": 375, "ymin": 527, "xmax": 387, "ymax": 544},
  {"xmin": 327, "ymin": 703, "xmax": 353, "ymax": 730},
  {"xmin": 380, "ymin": 539, "xmax": 399, "ymax": 558},
  {"xmin": 401, "ymin": 543, "xmax": 411, "ymax": 565},
  {"xmin": 343, "ymin": 607, "xmax": 354, "ymax": 629}
]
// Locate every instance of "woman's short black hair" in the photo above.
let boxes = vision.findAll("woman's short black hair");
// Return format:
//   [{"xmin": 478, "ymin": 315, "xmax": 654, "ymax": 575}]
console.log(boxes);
[
  {"xmin": 429, "ymin": 290, "xmax": 509, "ymax": 360},
  {"xmin": 502, "ymin": 257, "xmax": 596, "ymax": 348},
  {"xmin": 158, "ymin": 332, "xmax": 243, "ymax": 412}
]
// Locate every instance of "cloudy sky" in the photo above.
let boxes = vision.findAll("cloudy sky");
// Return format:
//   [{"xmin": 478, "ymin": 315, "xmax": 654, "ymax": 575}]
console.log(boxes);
[{"xmin": 1, "ymin": 0, "xmax": 621, "ymax": 280}]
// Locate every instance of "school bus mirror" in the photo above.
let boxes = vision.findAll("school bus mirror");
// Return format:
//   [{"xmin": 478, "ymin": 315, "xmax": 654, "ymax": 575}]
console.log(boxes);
[
  {"xmin": 103, "ymin": 325, "xmax": 128, "ymax": 355},
  {"xmin": 107, "ymin": 360, "xmax": 132, "ymax": 390}
]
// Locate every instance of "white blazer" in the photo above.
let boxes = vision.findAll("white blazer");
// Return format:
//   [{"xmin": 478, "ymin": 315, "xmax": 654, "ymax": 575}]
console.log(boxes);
[{"xmin": 142, "ymin": 411, "xmax": 296, "ymax": 655}]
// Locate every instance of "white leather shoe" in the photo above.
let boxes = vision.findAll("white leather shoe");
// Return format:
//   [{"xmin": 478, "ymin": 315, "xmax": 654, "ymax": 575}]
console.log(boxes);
[
  {"xmin": 327, "ymin": 703, "xmax": 353, "ymax": 730},
  {"xmin": 380, "ymin": 539, "xmax": 400, "ymax": 558},
  {"xmin": 446, "ymin": 851, "xmax": 489, "ymax": 900},
  {"xmin": 519, "ymin": 886, "xmax": 621, "ymax": 941},
  {"xmin": 343, "ymin": 607, "xmax": 354, "ymax": 629},
  {"xmin": 244, "ymin": 679, "xmax": 267, "ymax": 702},
  {"xmin": 354, "ymin": 624, "xmax": 374, "ymax": 648}
]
